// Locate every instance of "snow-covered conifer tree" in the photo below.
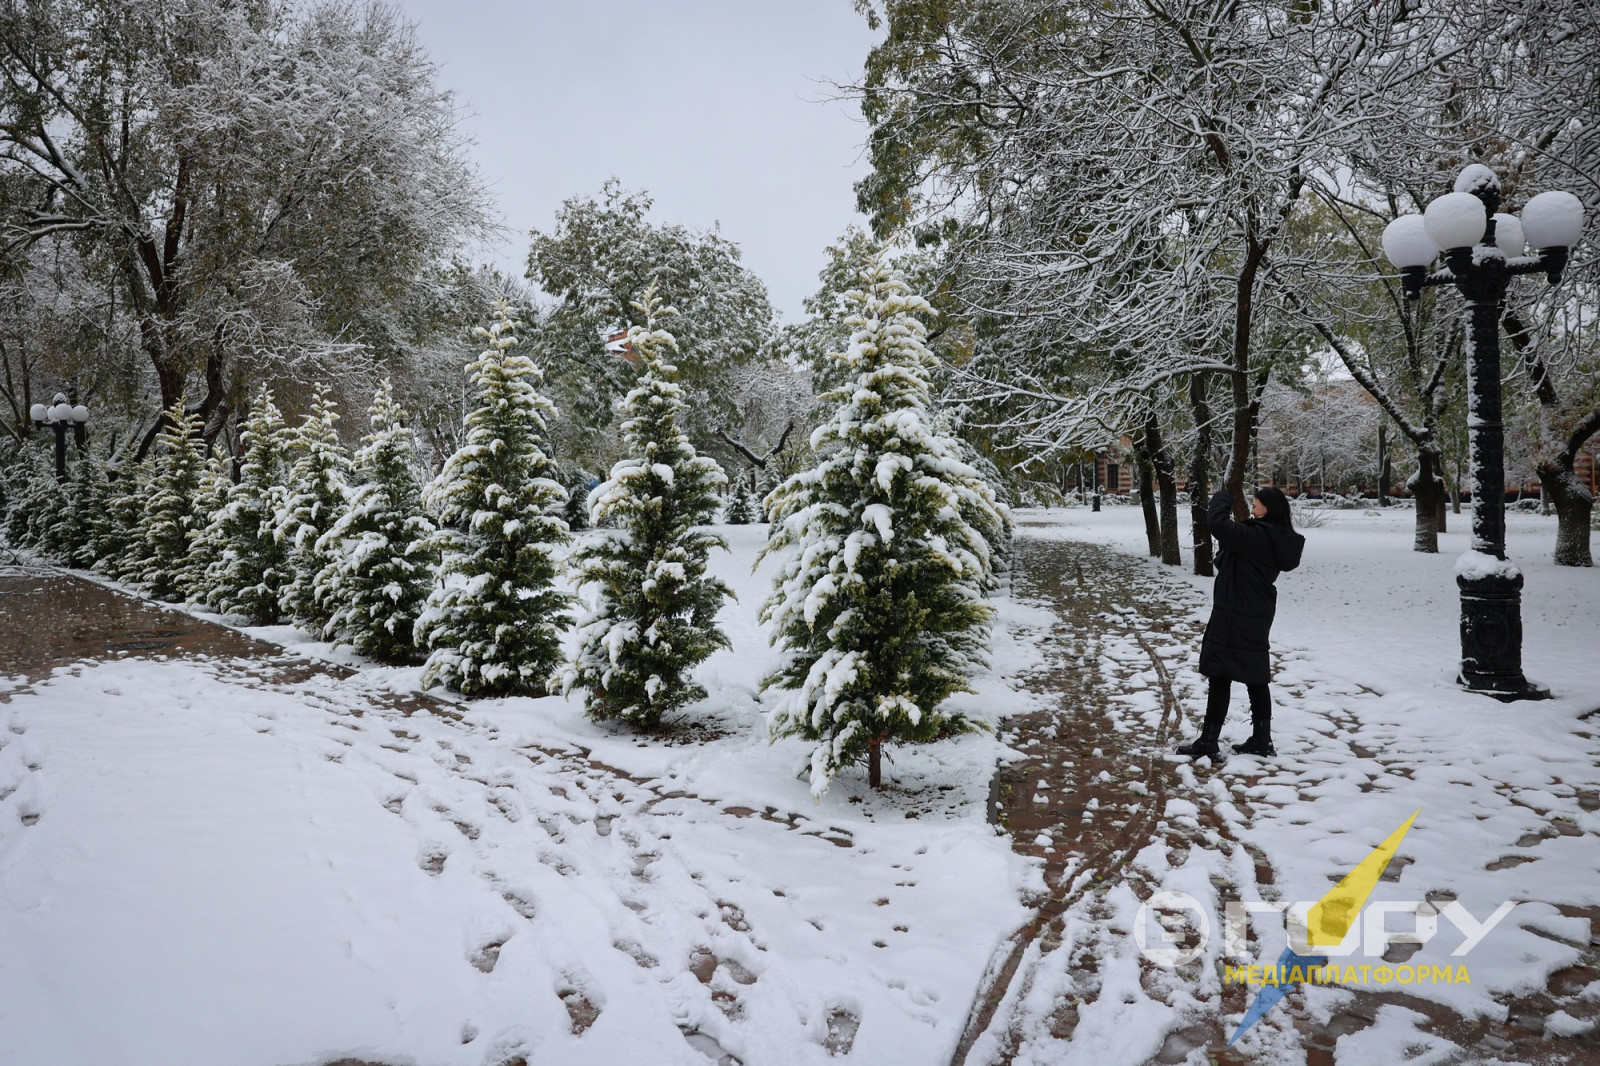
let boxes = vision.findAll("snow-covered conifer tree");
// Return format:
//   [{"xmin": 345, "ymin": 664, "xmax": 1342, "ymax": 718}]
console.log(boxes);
[
  {"xmin": 276, "ymin": 388, "xmax": 350, "ymax": 634},
  {"xmin": 179, "ymin": 457, "xmax": 232, "ymax": 595},
  {"xmin": 91, "ymin": 462, "xmax": 150, "ymax": 579},
  {"xmin": 314, "ymin": 381, "xmax": 439, "ymax": 663},
  {"xmin": 133, "ymin": 401, "xmax": 207, "ymax": 600},
  {"xmin": 723, "ymin": 475, "xmax": 757, "ymax": 524},
  {"xmin": 197, "ymin": 388, "xmax": 293, "ymax": 622},
  {"xmin": 1, "ymin": 443, "xmax": 57, "ymax": 551},
  {"xmin": 760, "ymin": 262, "xmax": 1007, "ymax": 795},
  {"xmin": 561, "ymin": 288, "xmax": 732, "ymax": 726},
  {"xmin": 416, "ymin": 305, "xmax": 572, "ymax": 697},
  {"xmin": 58, "ymin": 453, "xmax": 109, "ymax": 569}
]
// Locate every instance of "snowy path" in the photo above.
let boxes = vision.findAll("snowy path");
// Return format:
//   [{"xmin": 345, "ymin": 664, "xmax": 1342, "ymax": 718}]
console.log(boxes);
[{"xmin": 968, "ymin": 514, "xmax": 1600, "ymax": 1066}]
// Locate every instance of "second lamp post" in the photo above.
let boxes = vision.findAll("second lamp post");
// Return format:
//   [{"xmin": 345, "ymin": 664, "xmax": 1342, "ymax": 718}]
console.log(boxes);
[{"xmin": 1382, "ymin": 164, "xmax": 1584, "ymax": 700}]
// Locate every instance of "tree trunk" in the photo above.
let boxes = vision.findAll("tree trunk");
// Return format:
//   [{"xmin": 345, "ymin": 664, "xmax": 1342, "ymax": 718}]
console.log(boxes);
[
  {"xmin": 1188, "ymin": 371, "xmax": 1214, "ymax": 577},
  {"xmin": 1411, "ymin": 450, "xmax": 1443, "ymax": 553},
  {"xmin": 868, "ymin": 736, "xmax": 883, "ymax": 789},
  {"xmin": 1145, "ymin": 414, "xmax": 1182, "ymax": 565},
  {"xmin": 1539, "ymin": 463, "xmax": 1593, "ymax": 567},
  {"xmin": 1377, "ymin": 422, "xmax": 1390, "ymax": 505},
  {"xmin": 1136, "ymin": 449, "xmax": 1161, "ymax": 555}
]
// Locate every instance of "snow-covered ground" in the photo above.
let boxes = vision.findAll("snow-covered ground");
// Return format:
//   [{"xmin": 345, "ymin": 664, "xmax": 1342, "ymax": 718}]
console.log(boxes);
[
  {"xmin": 0, "ymin": 525, "xmax": 1037, "ymax": 1066},
  {"xmin": 2, "ymin": 509, "xmax": 1597, "ymax": 1065}
]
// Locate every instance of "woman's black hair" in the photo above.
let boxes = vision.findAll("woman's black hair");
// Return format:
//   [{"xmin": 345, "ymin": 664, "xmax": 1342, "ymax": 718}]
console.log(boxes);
[{"xmin": 1254, "ymin": 486, "xmax": 1294, "ymax": 529}]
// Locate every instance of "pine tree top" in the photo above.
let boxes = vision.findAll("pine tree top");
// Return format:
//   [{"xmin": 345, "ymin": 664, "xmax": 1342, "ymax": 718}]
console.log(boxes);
[
  {"xmin": 429, "ymin": 302, "xmax": 566, "ymax": 528},
  {"xmin": 238, "ymin": 387, "xmax": 290, "ymax": 487},
  {"xmin": 589, "ymin": 285, "xmax": 726, "ymax": 528}
]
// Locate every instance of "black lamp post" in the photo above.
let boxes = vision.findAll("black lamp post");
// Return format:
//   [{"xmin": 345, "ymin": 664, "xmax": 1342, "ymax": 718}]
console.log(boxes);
[
  {"xmin": 1383, "ymin": 165, "xmax": 1584, "ymax": 700},
  {"xmin": 29, "ymin": 391, "xmax": 90, "ymax": 481}
]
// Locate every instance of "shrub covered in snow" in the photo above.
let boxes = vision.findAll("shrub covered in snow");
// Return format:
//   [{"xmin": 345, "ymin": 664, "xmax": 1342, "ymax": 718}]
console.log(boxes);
[
  {"xmin": 416, "ymin": 305, "xmax": 572, "ymax": 697},
  {"xmin": 723, "ymin": 476, "xmax": 759, "ymax": 524},
  {"xmin": 314, "ymin": 381, "xmax": 438, "ymax": 664},
  {"xmin": 276, "ymin": 388, "xmax": 350, "ymax": 635},
  {"xmin": 561, "ymin": 288, "xmax": 733, "ymax": 727},
  {"xmin": 194, "ymin": 388, "xmax": 294, "ymax": 623},
  {"xmin": 760, "ymin": 261, "xmax": 1007, "ymax": 796},
  {"xmin": 131, "ymin": 401, "xmax": 207, "ymax": 601}
]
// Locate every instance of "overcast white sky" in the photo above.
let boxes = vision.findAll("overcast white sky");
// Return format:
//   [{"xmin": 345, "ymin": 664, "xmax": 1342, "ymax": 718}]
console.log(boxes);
[{"xmin": 392, "ymin": 1, "xmax": 881, "ymax": 321}]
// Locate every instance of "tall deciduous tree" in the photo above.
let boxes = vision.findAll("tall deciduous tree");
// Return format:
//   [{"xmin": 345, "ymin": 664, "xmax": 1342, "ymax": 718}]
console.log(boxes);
[
  {"xmin": 526, "ymin": 181, "xmax": 775, "ymax": 448},
  {"xmin": 850, "ymin": 0, "xmax": 1462, "ymax": 518},
  {"xmin": 761, "ymin": 263, "xmax": 1005, "ymax": 796},
  {"xmin": 0, "ymin": 0, "xmax": 491, "ymax": 445}
]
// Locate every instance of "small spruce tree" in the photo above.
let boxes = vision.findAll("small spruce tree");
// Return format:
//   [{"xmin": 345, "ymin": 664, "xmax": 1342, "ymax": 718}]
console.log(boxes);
[
  {"xmin": 561, "ymin": 288, "xmax": 733, "ymax": 727},
  {"xmin": 1, "ymin": 443, "xmax": 60, "ymax": 552},
  {"xmin": 91, "ymin": 461, "xmax": 150, "ymax": 579},
  {"xmin": 276, "ymin": 387, "xmax": 350, "ymax": 634},
  {"xmin": 760, "ymin": 262, "xmax": 1007, "ymax": 796},
  {"xmin": 58, "ymin": 452, "xmax": 109, "ymax": 569},
  {"xmin": 133, "ymin": 401, "xmax": 208, "ymax": 600},
  {"xmin": 415, "ymin": 304, "xmax": 573, "ymax": 697},
  {"xmin": 179, "ymin": 457, "xmax": 233, "ymax": 595},
  {"xmin": 197, "ymin": 388, "xmax": 294, "ymax": 622},
  {"xmin": 314, "ymin": 380, "xmax": 439, "ymax": 663},
  {"xmin": 722, "ymin": 474, "xmax": 757, "ymax": 524}
]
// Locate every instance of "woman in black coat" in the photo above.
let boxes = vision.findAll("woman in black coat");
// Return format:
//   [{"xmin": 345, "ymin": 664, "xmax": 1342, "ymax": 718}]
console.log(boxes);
[{"xmin": 1177, "ymin": 487, "xmax": 1305, "ymax": 759}]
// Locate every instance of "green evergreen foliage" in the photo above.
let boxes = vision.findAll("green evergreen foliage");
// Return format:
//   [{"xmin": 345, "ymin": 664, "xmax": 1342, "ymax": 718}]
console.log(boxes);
[
  {"xmin": 276, "ymin": 388, "xmax": 350, "ymax": 634},
  {"xmin": 723, "ymin": 474, "xmax": 758, "ymax": 524},
  {"xmin": 760, "ymin": 262, "xmax": 1008, "ymax": 796},
  {"xmin": 416, "ymin": 305, "xmax": 573, "ymax": 697},
  {"xmin": 196, "ymin": 388, "xmax": 293, "ymax": 622},
  {"xmin": 314, "ymin": 380, "xmax": 439, "ymax": 664},
  {"xmin": 58, "ymin": 452, "xmax": 108, "ymax": 569},
  {"xmin": 92, "ymin": 462, "xmax": 151, "ymax": 579},
  {"xmin": 560, "ymin": 288, "xmax": 733, "ymax": 727},
  {"xmin": 179, "ymin": 457, "xmax": 233, "ymax": 594},
  {"xmin": 134, "ymin": 401, "xmax": 208, "ymax": 600},
  {"xmin": 1, "ymin": 442, "xmax": 59, "ymax": 551},
  {"xmin": 559, "ymin": 466, "xmax": 595, "ymax": 531}
]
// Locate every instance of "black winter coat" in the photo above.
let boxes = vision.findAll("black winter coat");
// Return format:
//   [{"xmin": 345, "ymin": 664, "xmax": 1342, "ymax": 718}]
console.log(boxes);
[{"xmin": 1197, "ymin": 490, "xmax": 1306, "ymax": 685}]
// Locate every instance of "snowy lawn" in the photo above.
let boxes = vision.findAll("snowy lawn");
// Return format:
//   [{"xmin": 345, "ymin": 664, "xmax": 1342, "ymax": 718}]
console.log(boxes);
[{"xmin": 0, "ymin": 525, "xmax": 1038, "ymax": 1066}]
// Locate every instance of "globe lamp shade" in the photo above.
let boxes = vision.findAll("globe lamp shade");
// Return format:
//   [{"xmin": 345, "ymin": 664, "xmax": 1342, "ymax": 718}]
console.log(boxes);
[
  {"xmin": 1424, "ymin": 192, "xmax": 1488, "ymax": 251},
  {"xmin": 1383, "ymin": 215, "xmax": 1438, "ymax": 268},
  {"xmin": 1521, "ymin": 190, "xmax": 1585, "ymax": 250},
  {"xmin": 70, "ymin": 405, "xmax": 89, "ymax": 423},
  {"xmin": 1491, "ymin": 214, "xmax": 1525, "ymax": 257}
]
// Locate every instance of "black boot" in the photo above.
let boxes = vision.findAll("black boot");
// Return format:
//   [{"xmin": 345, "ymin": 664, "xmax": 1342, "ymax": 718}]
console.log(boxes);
[
  {"xmin": 1177, "ymin": 687, "xmax": 1227, "ymax": 759},
  {"xmin": 1232, "ymin": 686, "xmax": 1275, "ymax": 756}
]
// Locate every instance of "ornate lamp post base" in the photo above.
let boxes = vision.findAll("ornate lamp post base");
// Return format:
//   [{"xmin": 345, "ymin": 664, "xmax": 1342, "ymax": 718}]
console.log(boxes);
[{"xmin": 1456, "ymin": 571, "xmax": 1550, "ymax": 701}]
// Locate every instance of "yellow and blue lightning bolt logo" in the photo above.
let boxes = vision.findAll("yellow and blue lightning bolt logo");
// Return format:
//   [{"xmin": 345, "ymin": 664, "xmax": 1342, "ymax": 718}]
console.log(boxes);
[{"xmin": 1227, "ymin": 810, "xmax": 1420, "ymax": 1047}]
